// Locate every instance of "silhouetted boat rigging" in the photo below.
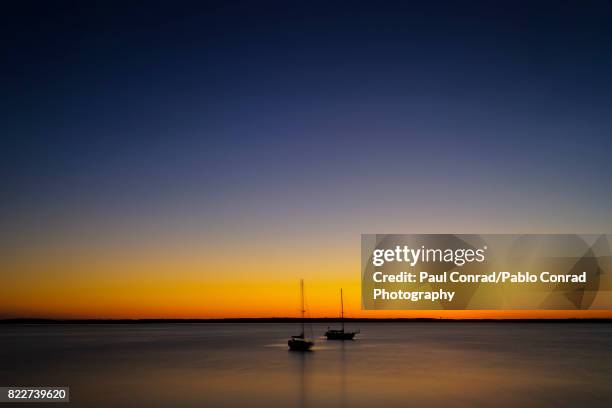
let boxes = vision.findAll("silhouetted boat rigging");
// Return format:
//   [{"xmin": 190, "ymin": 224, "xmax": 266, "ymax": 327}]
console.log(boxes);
[
  {"xmin": 325, "ymin": 288, "xmax": 358, "ymax": 340},
  {"xmin": 288, "ymin": 279, "xmax": 314, "ymax": 351}
]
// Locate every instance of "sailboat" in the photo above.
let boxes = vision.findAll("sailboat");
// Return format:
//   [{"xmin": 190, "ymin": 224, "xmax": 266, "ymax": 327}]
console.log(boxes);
[
  {"xmin": 288, "ymin": 279, "xmax": 314, "ymax": 351},
  {"xmin": 325, "ymin": 288, "xmax": 357, "ymax": 340}
]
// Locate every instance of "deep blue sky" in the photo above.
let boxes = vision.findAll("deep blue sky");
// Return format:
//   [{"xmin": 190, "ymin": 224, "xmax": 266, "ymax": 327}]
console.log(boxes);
[{"xmin": 2, "ymin": 0, "xmax": 612, "ymax": 246}]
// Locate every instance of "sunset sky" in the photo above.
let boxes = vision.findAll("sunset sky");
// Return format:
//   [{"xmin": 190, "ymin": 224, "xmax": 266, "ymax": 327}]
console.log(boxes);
[{"xmin": 2, "ymin": 1, "xmax": 612, "ymax": 319}]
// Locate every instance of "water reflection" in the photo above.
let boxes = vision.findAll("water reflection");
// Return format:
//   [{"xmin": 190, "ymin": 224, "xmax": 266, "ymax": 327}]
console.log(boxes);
[
  {"xmin": 339, "ymin": 340, "xmax": 347, "ymax": 408},
  {"xmin": 1, "ymin": 323, "xmax": 612, "ymax": 407},
  {"xmin": 288, "ymin": 350, "xmax": 308, "ymax": 408}
]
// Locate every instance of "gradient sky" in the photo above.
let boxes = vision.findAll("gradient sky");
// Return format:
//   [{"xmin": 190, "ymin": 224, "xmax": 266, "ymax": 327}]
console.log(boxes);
[{"xmin": 2, "ymin": 1, "xmax": 612, "ymax": 318}]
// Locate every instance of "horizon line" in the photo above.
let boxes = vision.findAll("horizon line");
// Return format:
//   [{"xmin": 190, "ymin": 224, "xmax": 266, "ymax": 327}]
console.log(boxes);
[{"xmin": 2, "ymin": 317, "xmax": 612, "ymax": 324}]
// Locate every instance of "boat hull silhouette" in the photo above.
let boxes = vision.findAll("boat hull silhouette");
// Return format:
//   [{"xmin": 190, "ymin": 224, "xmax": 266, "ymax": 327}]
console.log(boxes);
[
  {"xmin": 288, "ymin": 336, "xmax": 314, "ymax": 351},
  {"xmin": 325, "ymin": 329, "xmax": 356, "ymax": 340}
]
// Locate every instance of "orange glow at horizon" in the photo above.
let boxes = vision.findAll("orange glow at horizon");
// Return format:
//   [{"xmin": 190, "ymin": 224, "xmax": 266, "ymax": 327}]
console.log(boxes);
[
  {"xmin": 2, "ymin": 236, "xmax": 612, "ymax": 320},
  {"xmin": 2, "ymin": 273, "xmax": 612, "ymax": 319}
]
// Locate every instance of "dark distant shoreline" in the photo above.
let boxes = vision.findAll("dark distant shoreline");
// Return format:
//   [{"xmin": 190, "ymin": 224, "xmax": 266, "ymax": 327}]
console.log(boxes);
[{"xmin": 1, "ymin": 317, "xmax": 611, "ymax": 324}]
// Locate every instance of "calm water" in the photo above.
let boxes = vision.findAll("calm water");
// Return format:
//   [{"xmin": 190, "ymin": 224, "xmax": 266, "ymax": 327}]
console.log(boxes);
[{"xmin": 1, "ymin": 323, "xmax": 611, "ymax": 407}]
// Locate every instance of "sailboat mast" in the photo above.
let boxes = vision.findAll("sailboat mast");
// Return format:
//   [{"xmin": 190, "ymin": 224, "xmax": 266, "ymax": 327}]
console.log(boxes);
[
  {"xmin": 341, "ymin": 288, "xmax": 344, "ymax": 331},
  {"xmin": 301, "ymin": 279, "xmax": 305, "ymax": 336}
]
